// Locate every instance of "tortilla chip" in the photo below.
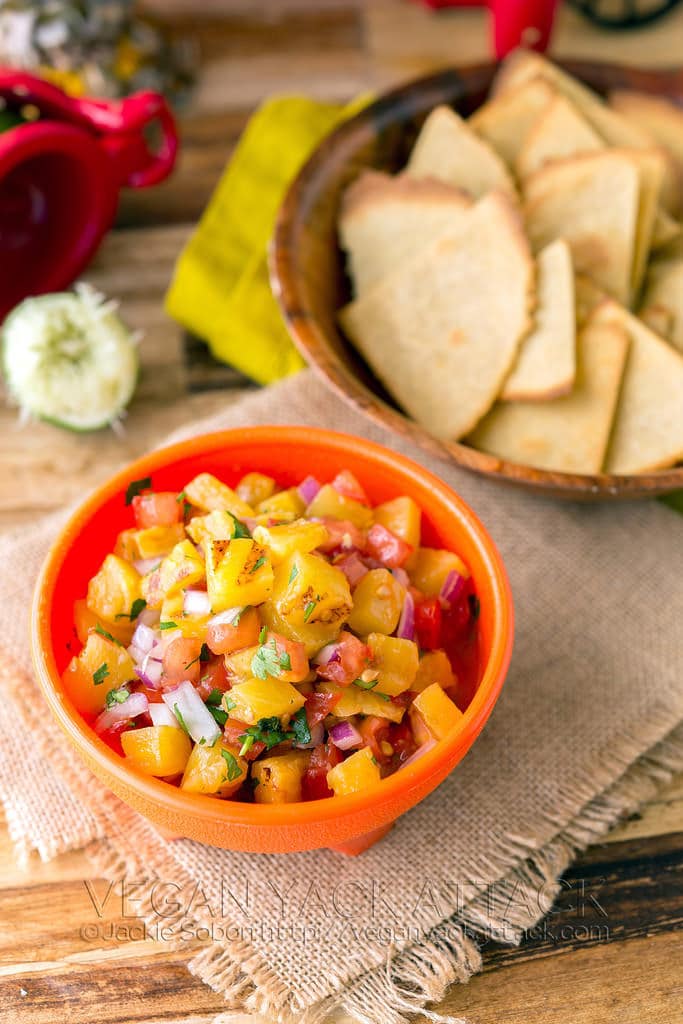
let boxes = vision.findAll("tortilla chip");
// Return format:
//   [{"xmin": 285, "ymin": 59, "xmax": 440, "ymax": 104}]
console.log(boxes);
[
  {"xmin": 516, "ymin": 93, "xmax": 603, "ymax": 181},
  {"xmin": 524, "ymin": 151, "xmax": 640, "ymax": 305},
  {"xmin": 493, "ymin": 52, "xmax": 651, "ymax": 151},
  {"xmin": 338, "ymin": 192, "xmax": 534, "ymax": 441},
  {"xmin": 339, "ymin": 171, "xmax": 472, "ymax": 296},
  {"xmin": 575, "ymin": 274, "xmax": 607, "ymax": 327},
  {"xmin": 640, "ymin": 260, "xmax": 683, "ymax": 352},
  {"xmin": 627, "ymin": 149, "xmax": 665, "ymax": 298},
  {"xmin": 652, "ymin": 209, "xmax": 682, "ymax": 251},
  {"xmin": 468, "ymin": 311, "xmax": 629, "ymax": 474},
  {"xmin": 470, "ymin": 77, "xmax": 554, "ymax": 167},
  {"xmin": 501, "ymin": 239, "xmax": 576, "ymax": 401},
  {"xmin": 610, "ymin": 90, "xmax": 683, "ymax": 215},
  {"xmin": 591, "ymin": 301, "xmax": 683, "ymax": 473},
  {"xmin": 406, "ymin": 105, "xmax": 517, "ymax": 200}
]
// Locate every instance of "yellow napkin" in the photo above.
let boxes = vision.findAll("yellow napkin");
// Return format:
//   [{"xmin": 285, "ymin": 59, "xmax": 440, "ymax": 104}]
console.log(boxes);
[{"xmin": 165, "ymin": 95, "xmax": 364, "ymax": 385}]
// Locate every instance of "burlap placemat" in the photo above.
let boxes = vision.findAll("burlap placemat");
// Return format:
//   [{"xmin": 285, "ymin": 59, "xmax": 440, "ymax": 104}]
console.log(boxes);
[{"xmin": 1, "ymin": 370, "xmax": 682, "ymax": 1024}]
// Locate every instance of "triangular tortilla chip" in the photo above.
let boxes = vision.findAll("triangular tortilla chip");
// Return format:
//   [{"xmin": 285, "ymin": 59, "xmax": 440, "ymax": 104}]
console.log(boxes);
[
  {"xmin": 628, "ymin": 149, "xmax": 665, "ymax": 298},
  {"xmin": 468, "ymin": 311, "xmax": 629, "ymax": 474},
  {"xmin": 470, "ymin": 77, "xmax": 554, "ymax": 167},
  {"xmin": 575, "ymin": 274, "xmax": 607, "ymax": 327},
  {"xmin": 339, "ymin": 171, "xmax": 472, "ymax": 296},
  {"xmin": 640, "ymin": 260, "xmax": 683, "ymax": 352},
  {"xmin": 338, "ymin": 192, "xmax": 534, "ymax": 440},
  {"xmin": 592, "ymin": 301, "xmax": 683, "ymax": 473},
  {"xmin": 610, "ymin": 90, "xmax": 683, "ymax": 215},
  {"xmin": 516, "ymin": 93, "xmax": 603, "ymax": 180},
  {"xmin": 524, "ymin": 151, "xmax": 640, "ymax": 305},
  {"xmin": 493, "ymin": 52, "xmax": 651, "ymax": 150},
  {"xmin": 652, "ymin": 209, "xmax": 682, "ymax": 251},
  {"xmin": 501, "ymin": 239, "xmax": 576, "ymax": 401},
  {"xmin": 406, "ymin": 105, "xmax": 517, "ymax": 200}
]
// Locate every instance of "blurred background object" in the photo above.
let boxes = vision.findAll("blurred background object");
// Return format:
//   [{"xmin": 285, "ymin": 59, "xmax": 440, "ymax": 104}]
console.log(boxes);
[{"xmin": 0, "ymin": 0, "xmax": 195, "ymax": 101}]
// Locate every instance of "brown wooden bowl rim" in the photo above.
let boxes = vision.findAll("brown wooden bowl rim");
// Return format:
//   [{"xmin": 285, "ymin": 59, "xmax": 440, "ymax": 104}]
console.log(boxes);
[{"xmin": 270, "ymin": 59, "xmax": 683, "ymax": 500}]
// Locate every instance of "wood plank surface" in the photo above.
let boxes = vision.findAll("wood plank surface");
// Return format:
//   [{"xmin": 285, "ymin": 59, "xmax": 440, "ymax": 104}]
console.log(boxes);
[{"xmin": 1, "ymin": 1, "xmax": 683, "ymax": 1022}]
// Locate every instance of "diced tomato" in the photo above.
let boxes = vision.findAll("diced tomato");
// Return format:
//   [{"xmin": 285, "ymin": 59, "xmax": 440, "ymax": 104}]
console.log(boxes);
[
  {"xmin": 305, "ymin": 690, "xmax": 342, "ymax": 727},
  {"xmin": 441, "ymin": 577, "xmax": 476, "ymax": 642},
  {"xmin": 390, "ymin": 690, "xmax": 416, "ymax": 710},
  {"xmin": 316, "ymin": 518, "xmax": 366, "ymax": 553},
  {"xmin": 301, "ymin": 742, "xmax": 343, "ymax": 800},
  {"xmin": 132, "ymin": 492, "xmax": 182, "ymax": 529},
  {"xmin": 134, "ymin": 684, "xmax": 165, "ymax": 704},
  {"xmin": 364, "ymin": 523, "xmax": 413, "ymax": 569},
  {"xmin": 162, "ymin": 636, "xmax": 202, "ymax": 685},
  {"xmin": 317, "ymin": 631, "xmax": 371, "ymax": 686},
  {"xmin": 223, "ymin": 718, "xmax": 265, "ymax": 761},
  {"xmin": 387, "ymin": 719, "xmax": 418, "ymax": 766},
  {"xmin": 331, "ymin": 470, "xmax": 369, "ymax": 505},
  {"xmin": 196, "ymin": 655, "xmax": 231, "ymax": 700},
  {"xmin": 414, "ymin": 596, "xmax": 442, "ymax": 651},
  {"xmin": 357, "ymin": 716, "xmax": 390, "ymax": 763},
  {"xmin": 261, "ymin": 631, "xmax": 309, "ymax": 683},
  {"xmin": 207, "ymin": 606, "xmax": 261, "ymax": 656},
  {"xmin": 333, "ymin": 551, "xmax": 369, "ymax": 587}
]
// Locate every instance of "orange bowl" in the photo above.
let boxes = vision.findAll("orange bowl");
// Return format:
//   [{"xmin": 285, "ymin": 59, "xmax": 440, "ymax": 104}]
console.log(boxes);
[{"xmin": 31, "ymin": 427, "xmax": 513, "ymax": 854}]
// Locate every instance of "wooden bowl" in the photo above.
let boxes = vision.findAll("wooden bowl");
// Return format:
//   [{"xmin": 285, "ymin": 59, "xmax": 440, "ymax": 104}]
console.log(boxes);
[
  {"xmin": 31, "ymin": 427, "xmax": 513, "ymax": 855},
  {"xmin": 270, "ymin": 60, "xmax": 683, "ymax": 500}
]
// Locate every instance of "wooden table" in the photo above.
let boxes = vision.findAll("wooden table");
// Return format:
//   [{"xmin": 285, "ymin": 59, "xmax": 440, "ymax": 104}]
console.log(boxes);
[{"xmin": 1, "ymin": 3, "xmax": 682, "ymax": 1021}]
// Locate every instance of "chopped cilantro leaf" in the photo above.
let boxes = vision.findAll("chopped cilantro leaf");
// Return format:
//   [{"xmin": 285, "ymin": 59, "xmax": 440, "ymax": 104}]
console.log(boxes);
[
  {"xmin": 303, "ymin": 600, "xmax": 317, "ymax": 623},
  {"xmin": 251, "ymin": 640, "xmax": 286, "ymax": 680},
  {"xmin": 290, "ymin": 708, "xmax": 311, "ymax": 746},
  {"xmin": 159, "ymin": 621, "xmax": 178, "ymax": 630},
  {"xmin": 353, "ymin": 676, "xmax": 378, "ymax": 691},
  {"xmin": 207, "ymin": 704, "xmax": 228, "ymax": 728},
  {"xmin": 184, "ymin": 643, "xmax": 211, "ymax": 671},
  {"xmin": 239, "ymin": 715, "xmax": 292, "ymax": 753},
  {"xmin": 125, "ymin": 476, "xmax": 151, "ymax": 505},
  {"xmin": 259, "ymin": 625, "xmax": 268, "ymax": 644},
  {"xmin": 94, "ymin": 624, "xmax": 121, "ymax": 646},
  {"xmin": 230, "ymin": 515, "xmax": 251, "ymax": 540},
  {"xmin": 239, "ymin": 735, "xmax": 255, "ymax": 757},
  {"xmin": 279, "ymin": 651, "xmax": 292, "ymax": 672},
  {"xmin": 288, "ymin": 563, "xmax": 299, "ymax": 584},
  {"xmin": 173, "ymin": 704, "xmax": 190, "ymax": 735},
  {"xmin": 250, "ymin": 556, "xmax": 267, "ymax": 573},
  {"xmin": 105, "ymin": 686, "xmax": 129, "ymax": 708},
  {"xmin": 115, "ymin": 597, "xmax": 147, "ymax": 622},
  {"xmin": 92, "ymin": 662, "xmax": 109, "ymax": 685},
  {"xmin": 224, "ymin": 696, "xmax": 237, "ymax": 713},
  {"xmin": 221, "ymin": 749, "xmax": 243, "ymax": 782}
]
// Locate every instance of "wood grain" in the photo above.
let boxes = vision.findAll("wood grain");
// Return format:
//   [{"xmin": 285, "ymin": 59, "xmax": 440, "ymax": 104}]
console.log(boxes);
[{"xmin": 2, "ymin": 1, "xmax": 683, "ymax": 1021}]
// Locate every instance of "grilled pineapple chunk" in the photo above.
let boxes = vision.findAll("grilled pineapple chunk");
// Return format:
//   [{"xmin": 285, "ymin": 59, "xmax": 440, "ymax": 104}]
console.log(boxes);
[
  {"xmin": 260, "ymin": 552, "xmax": 352, "ymax": 656},
  {"xmin": 62, "ymin": 631, "xmax": 136, "ymax": 714},
  {"xmin": 227, "ymin": 676, "xmax": 305, "ymax": 724},
  {"xmin": 206, "ymin": 538, "xmax": 273, "ymax": 611},
  {"xmin": 317, "ymin": 682, "xmax": 405, "ymax": 723},
  {"xmin": 252, "ymin": 521, "xmax": 329, "ymax": 565},
  {"xmin": 373, "ymin": 496, "xmax": 421, "ymax": 550},
  {"xmin": 160, "ymin": 592, "xmax": 211, "ymax": 640},
  {"xmin": 306, "ymin": 484, "xmax": 373, "ymax": 530},
  {"xmin": 186, "ymin": 509, "xmax": 238, "ymax": 548},
  {"xmin": 256, "ymin": 487, "xmax": 305, "ymax": 519},
  {"xmin": 252, "ymin": 750, "xmax": 310, "ymax": 804},
  {"xmin": 412, "ymin": 650, "xmax": 455, "ymax": 694},
  {"xmin": 184, "ymin": 473, "xmax": 254, "ymax": 519},
  {"xmin": 115, "ymin": 524, "xmax": 185, "ymax": 562},
  {"xmin": 236, "ymin": 472, "xmax": 276, "ymax": 506},
  {"xmin": 73, "ymin": 598, "xmax": 134, "ymax": 646},
  {"xmin": 87, "ymin": 554, "xmax": 142, "ymax": 624},
  {"xmin": 159, "ymin": 539, "xmax": 205, "ymax": 598},
  {"xmin": 181, "ymin": 741, "xmax": 247, "ymax": 797},
  {"xmin": 122, "ymin": 726, "xmax": 191, "ymax": 777},
  {"xmin": 366, "ymin": 633, "xmax": 419, "ymax": 696},
  {"xmin": 327, "ymin": 747, "xmax": 380, "ymax": 797},
  {"xmin": 409, "ymin": 548, "xmax": 469, "ymax": 596},
  {"xmin": 411, "ymin": 683, "xmax": 463, "ymax": 741}
]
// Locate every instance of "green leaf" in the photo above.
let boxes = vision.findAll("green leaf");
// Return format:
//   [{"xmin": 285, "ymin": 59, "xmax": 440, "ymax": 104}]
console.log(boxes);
[
  {"xmin": 303, "ymin": 600, "xmax": 317, "ymax": 623},
  {"xmin": 207, "ymin": 703, "xmax": 228, "ymax": 728},
  {"xmin": 251, "ymin": 640, "xmax": 286, "ymax": 681},
  {"xmin": 250, "ymin": 556, "xmax": 267, "ymax": 573},
  {"xmin": 159, "ymin": 621, "xmax": 178, "ymax": 630},
  {"xmin": 94, "ymin": 624, "xmax": 121, "ymax": 646},
  {"xmin": 279, "ymin": 651, "xmax": 292, "ymax": 672},
  {"xmin": 259, "ymin": 625, "xmax": 268, "ymax": 644},
  {"xmin": 288, "ymin": 563, "xmax": 299, "ymax": 585},
  {"xmin": 184, "ymin": 643, "xmax": 211, "ymax": 671},
  {"xmin": 230, "ymin": 514, "xmax": 251, "ymax": 540},
  {"xmin": 239, "ymin": 716, "xmax": 291, "ymax": 753},
  {"xmin": 92, "ymin": 662, "xmax": 110, "ymax": 685},
  {"xmin": 105, "ymin": 686, "xmax": 129, "ymax": 708},
  {"xmin": 115, "ymin": 597, "xmax": 148, "ymax": 622},
  {"xmin": 224, "ymin": 696, "xmax": 237, "ymax": 713},
  {"xmin": 125, "ymin": 476, "xmax": 151, "ymax": 505},
  {"xmin": 290, "ymin": 708, "xmax": 311, "ymax": 746},
  {"xmin": 353, "ymin": 676, "xmax": 378, "ymax": 690},
  {"xmin": 221, "ymin": 748, "xmax": 243, "ymax": 782},
  {"xmin": 173, "ymin": 704, "xmax": 190, "ymax": 735}
]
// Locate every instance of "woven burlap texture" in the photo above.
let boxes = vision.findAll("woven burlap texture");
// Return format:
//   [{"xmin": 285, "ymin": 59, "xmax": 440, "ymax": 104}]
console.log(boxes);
[{"xmin": 1, "ymin": 370, "xmax": 682, "ymax": 1024}]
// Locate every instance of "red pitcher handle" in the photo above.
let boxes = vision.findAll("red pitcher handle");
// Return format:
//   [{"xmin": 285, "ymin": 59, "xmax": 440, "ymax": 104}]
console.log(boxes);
[{"xmin": 0, "ymin": 69, "xmax": 178, "ymax": 188}]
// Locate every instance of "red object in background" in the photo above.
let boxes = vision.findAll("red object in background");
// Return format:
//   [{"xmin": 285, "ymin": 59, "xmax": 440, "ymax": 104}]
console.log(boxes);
[
  {"xmin": 414, "ymin": 0, "xmax": 560, "ymax": 57},
  {"xmin": 0, "ymin": 70, "xmax": 178, "ymax": 320}
]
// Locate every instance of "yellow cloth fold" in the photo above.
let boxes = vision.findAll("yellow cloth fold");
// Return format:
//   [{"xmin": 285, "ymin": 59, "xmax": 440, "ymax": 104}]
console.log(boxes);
[{"xmin": 165, "ymin": 95, "xmax": 364, "ymax": 384}]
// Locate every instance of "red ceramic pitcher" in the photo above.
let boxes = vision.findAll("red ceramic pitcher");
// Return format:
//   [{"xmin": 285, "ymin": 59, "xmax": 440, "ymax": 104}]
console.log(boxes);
[{"xmin": 0, "ymin": 70, "xmax": 178, "ymax": 320}]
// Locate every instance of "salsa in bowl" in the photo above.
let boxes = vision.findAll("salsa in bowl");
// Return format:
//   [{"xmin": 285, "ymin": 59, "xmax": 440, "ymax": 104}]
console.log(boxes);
[{"xmin": 32, "ymin": 427, "xmax": 512, "ymax": 854}]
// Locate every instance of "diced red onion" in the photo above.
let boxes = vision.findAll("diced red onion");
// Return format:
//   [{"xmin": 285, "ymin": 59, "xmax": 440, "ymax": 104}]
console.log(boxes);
[
  {"xmin": 138, "ymin": 606, "xmax": 161, "ymax": 627},
  {"xmin": 131, "ymin": 621, "xmax": 156, "ymax": 655},
  {"xmin": 400, "ymin": 739, "xmax": 437, "ymax": 769},
  {"xmin": 136, "ymin": 655, "xmax": 163, "ymax": 688},
  {"xmin": 162, "ymin": 680, "xmax": 221, "ymax": 746},
  {"xmin": 294, "ymin": 720, "xmax": 325, "ymax": 749},
  {"xmin": 127, "ymin": 642, "xmax": 146, "ymax": 666},
  {"xmin": 95, "ymin": 691, "xmax": 148, "ymax": 734},
  {"xmin": 147, "ymin": 642, "xmax": 164, "ymax": 662},
  {"xmin": 440, "ymin": 570, "xmax": 466, "ymax": 605},
  {"xmin": 133, "ymin": 557, "xmax": 160, "ymax": 576},
  {"xmin": 396, "ymin": 590, "xmax": 415, "ymax": 641},
  {"xmin": 149, "ymin": 703, "xmax": 181, "ymax": 729},
  {"xmin": 329, "ymin": 720, "xmax": 363, "ymax": 750},
  {"xmin": 391, "ymin": 567, "xmax": 410, "ymax": 589},
  {"xmin": 336, "ymin": 551, "xmax": 369, "ymax": 587},
  {"xmin": 298, "ymin": 475, "xmax": 321, "ymax": 504},
  {"xmin": 183, "ymin": 589, "xmax": 212, "ymax": 616},
  {"xmin": 313, "ymin": 643, "xmax": 341, "ymax": 666},
  {"xmin": 208, "ymin": 606, "xmax": 245, "ymax": 628}
]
